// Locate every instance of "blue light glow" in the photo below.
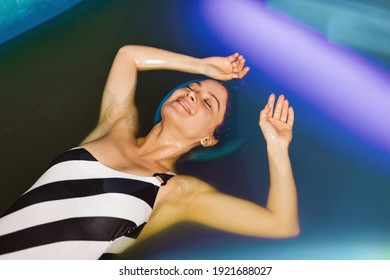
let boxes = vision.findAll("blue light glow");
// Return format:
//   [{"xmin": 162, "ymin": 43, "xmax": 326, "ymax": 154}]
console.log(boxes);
[{"xmin": 201, "ymin": 0, "xmax": 390, "ymax": 153}]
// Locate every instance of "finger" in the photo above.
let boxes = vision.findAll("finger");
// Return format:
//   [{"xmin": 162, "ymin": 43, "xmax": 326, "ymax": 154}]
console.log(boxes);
[
  {"xmin": 232, "ymin": 55, "xmax": 244, "ymax": 72},
  {"xmin": 259, "ymin": 104, "xmax": 270, "ymax": 124},
  {"xmin": 236, "ymin": 55, "xmax": 245, "ymax": 71},
  {"xmin": 237, "ymin": 66, "xmax": 250, "ymax": 78},
  {"xmin": 228, "ymin": 52, "xmax": 239, "ymax": 63},
  {"xmin": 280, "ymin": 99, "xmax": 289, "ymax": 122},
  {"xmin": 287, "ymin": 107, "xmax": 294, "ymax": 127},
  {"xmin": 267, "ymin": 93, "xmax": 275, "ymax": 117},
  {"xmin": 238, "ymin": 59, "xmax": 245, "ymax": 73},
  {"xmin": 273, "ymin": 94, "xmax": 285, "ymax": 120},
  {"xmin": 231, "ymin": 61, "xmax": 238, "ymax": 71}
]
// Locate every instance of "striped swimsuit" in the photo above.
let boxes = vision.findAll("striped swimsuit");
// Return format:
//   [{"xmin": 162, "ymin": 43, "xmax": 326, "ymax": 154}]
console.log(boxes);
[{"xmin": 0, "ymin": 147, "xmax": 173, "ymax": 259}]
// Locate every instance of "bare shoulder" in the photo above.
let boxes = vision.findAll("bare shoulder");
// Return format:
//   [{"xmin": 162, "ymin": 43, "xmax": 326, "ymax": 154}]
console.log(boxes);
[{"xmin": 80, "ymin": 111, "xmax": 138, "ymax": 145}]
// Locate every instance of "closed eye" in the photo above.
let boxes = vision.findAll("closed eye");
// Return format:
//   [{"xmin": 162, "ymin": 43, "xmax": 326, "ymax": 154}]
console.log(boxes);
[
  {"xmin": 186, "ymin": 85, "xmax": 214, "ymax": 110},
  {"xmin": 204, "ymin": 99, "xmax": 212, "ymax": 109}
]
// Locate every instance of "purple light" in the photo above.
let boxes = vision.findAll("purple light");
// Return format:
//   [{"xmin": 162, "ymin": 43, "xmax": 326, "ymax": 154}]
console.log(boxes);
[{"xmin": 201, "ymin": 0, "xmax": 390, "ymax": 151}]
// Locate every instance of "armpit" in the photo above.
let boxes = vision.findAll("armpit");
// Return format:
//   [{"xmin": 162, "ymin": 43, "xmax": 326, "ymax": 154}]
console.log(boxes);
[{"xmin": 171, "ymin": 175, "xmax": 215, "ymax": 195}]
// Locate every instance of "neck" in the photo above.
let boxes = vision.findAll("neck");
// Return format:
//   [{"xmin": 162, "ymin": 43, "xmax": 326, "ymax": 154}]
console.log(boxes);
[{"xmin": 135, "ymin": 123, "xmax": 198, "ymax": 171}]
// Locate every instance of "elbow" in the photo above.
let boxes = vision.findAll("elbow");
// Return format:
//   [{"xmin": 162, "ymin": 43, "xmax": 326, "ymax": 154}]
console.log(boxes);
[
  {"xmin": 117, "ymin": 45, "xmax": 145, "ymax": 67},
  {"xmin": 118, "ymin": 45, "xmax": 135, "ymax": 55},
  {"xmin": 271, "ymin": 223, "xmax": 300, "ymax": 239},
  {"xmin": 284, "ymin": 225, "xmax": 300, "ymax": 238},
  {"xmin": 281, "ymin": 222, "xmax": 300, "ymax": 238},
  {"xmin": 118, "ymin": 45, "xmax": 143, "ymax": 56},
  {"xmin": 252, "ymin": 222, "xmax": 300, "ymax": 239},
  {"xmin": 117, "ymin": 45, "xmax": 140, "ymax": 66}
]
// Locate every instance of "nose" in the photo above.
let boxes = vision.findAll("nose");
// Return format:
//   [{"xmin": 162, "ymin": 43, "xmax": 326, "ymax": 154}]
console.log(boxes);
[{"xmin": 187, "ymin": 91, "xmax": 197, "ymax": 103}]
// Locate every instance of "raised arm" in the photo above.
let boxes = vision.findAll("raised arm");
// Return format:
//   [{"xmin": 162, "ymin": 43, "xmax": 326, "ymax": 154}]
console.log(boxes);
[
  {"xmin": 81, "ymin": 45, "xmax": 249, "ymax": 144},
  {"xmin": 182, "ymin": 94, "xmax": 299, "ymax": 238},
  {"xmin": 259, "ymin": 93, "xmax": 299, "ymax": 236}
]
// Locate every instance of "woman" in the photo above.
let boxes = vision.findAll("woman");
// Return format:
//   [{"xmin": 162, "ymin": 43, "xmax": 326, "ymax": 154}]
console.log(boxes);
[{"xmin": 0, "ymin": 45, "xmax": 299, "ymax": 259}]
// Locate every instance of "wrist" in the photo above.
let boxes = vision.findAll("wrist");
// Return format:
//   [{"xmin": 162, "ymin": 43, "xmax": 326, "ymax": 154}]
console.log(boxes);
[
  {"xmin": 176, "ymin": 56, "xmax": 204, "ymax": 75},
  {"xmin": 197, "ymin": 58, "xmax": 209, "ymax": 76},
  {"xmin": 266, "ymin": 143, "xmax": 289, "ymax": 156},
  {"xmin": 195, "ymin": 58, "xmax": 207, "ymax": 75}
]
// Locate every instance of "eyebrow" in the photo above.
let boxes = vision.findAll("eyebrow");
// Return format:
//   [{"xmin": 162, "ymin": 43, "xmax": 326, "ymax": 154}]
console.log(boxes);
[{"xmin": 195, "ymin": 81, "xmax": 221, "ymax": 112}]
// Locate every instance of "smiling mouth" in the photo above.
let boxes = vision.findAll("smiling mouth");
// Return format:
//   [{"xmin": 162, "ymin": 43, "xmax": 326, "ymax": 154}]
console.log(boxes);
[{"xmin": 176, "ymin": 99, "xmax": 191, "ymax": 114}]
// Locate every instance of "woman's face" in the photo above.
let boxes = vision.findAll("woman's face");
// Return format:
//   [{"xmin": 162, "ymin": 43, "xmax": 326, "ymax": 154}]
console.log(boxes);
[{"xmin": 161, "ymin": 79, "xmax": 228, "ymax": 142}]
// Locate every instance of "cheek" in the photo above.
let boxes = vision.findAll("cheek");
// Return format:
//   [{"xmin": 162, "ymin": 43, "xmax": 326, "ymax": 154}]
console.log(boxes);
[
  {"xmin": 162, "ymin": 103, "xmax": 219, "ymax": 138},
  {"xmin": 189, "ymin": 112, "xmax": 218, "ymax": 134}
]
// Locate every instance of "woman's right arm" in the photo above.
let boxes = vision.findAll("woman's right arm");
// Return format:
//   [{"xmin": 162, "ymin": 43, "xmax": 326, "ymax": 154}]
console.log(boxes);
[{"xmin": 81, "ymin": 45, "xmax": 248, "ymax": 144}]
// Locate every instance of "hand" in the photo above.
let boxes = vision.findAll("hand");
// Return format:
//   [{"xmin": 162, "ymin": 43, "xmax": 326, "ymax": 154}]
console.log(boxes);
[
  {"xmin": 202, "ymin": 53, "xmax": 250, "ymax": 80},
  {"xmin": 259, "ymin": 94, "xmax": 294, "ymax": 149}
]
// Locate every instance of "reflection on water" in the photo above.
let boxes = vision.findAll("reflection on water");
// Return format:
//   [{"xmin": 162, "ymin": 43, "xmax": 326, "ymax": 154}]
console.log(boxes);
[{"xmin": 0, "ymin": 0, "xmax": 82, "ymax": 45}]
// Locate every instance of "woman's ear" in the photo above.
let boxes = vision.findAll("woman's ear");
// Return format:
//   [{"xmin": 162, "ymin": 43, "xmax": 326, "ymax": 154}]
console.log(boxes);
[{"xmin": 200, "ymin": 136, "xmax": 219, "ymax": 147}]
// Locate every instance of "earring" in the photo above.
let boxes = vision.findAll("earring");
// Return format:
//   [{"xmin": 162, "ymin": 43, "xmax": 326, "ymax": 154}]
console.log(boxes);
[
  {"xmin": 200, "ymin": 138, "xmax": 208, "ymax": 146},
  {"xmin": 201, "ymin": 136, "xmax": 215, "ymax": 146}
]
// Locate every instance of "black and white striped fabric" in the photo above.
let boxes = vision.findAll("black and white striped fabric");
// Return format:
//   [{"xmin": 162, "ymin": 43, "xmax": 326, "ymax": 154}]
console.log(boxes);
[{"xmin": 0, "ymin": 147, "xmax": 173, "ymax": 259}]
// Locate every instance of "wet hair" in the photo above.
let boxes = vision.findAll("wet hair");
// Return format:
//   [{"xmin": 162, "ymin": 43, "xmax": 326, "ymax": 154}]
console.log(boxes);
[{"xmin": 154, "ymin": 79, "xmax": 245, "ymax": 161}]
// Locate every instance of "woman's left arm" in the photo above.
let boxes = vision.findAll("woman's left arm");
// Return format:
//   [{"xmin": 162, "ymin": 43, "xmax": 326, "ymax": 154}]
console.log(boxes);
[{"xmin": 182, "ymin": 94, "xmax": 299, "ymax": 238}]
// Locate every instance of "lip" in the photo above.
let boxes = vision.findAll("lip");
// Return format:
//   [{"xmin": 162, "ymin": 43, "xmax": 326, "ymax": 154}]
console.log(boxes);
[{"xmin": 176, "ymin": 97, "xmax": 192, "ymax": 114}]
